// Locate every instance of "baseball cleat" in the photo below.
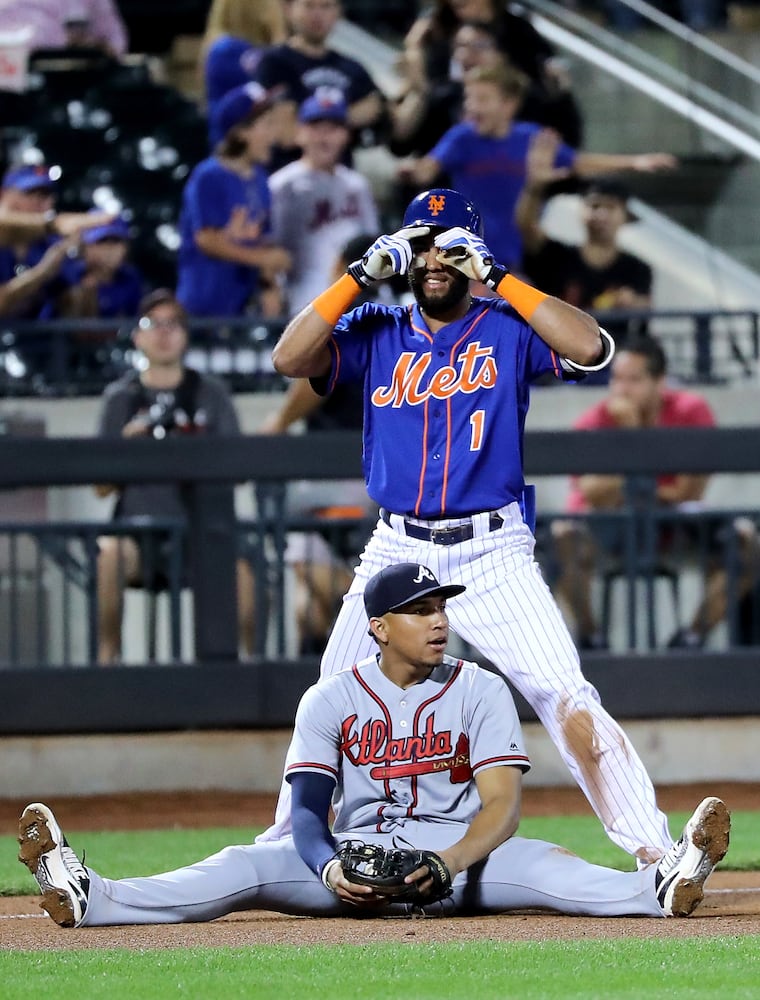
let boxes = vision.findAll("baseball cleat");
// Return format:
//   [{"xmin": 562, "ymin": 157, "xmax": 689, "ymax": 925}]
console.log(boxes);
[
  {"xmin": 18, "ymin": 802, "xmax": 90, "ymax": 927},
  {"xmin": 655, "ymin": 796, "xmax": 730, "ymax": 917}
]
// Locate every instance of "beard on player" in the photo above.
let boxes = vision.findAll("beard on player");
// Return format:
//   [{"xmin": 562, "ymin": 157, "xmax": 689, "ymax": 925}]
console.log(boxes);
[{"xmin": 408, "ymin": 263, "xmax": 470, "ymax": 318}]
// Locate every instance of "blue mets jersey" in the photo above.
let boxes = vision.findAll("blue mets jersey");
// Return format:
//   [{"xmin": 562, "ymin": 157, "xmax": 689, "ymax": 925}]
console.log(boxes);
[{"xmin": 317, "ymin": 297, "xmax": 577, "ymax": 518}]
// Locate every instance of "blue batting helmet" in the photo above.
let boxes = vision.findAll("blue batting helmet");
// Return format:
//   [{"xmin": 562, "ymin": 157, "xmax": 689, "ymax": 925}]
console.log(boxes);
[{"xmin": 402, "ymin": 188, "xmax": 484, "ymax": 237}]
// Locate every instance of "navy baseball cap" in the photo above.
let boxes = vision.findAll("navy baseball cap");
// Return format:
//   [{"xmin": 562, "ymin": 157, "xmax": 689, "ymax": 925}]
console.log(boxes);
[
  {"xmin": 298, "ymin": 92, "xmax": 348, "ymax": 125},
  {"xmin": 2, "ymin": 164, "xmax": 56, "ymax": 192},
  {"xmin": 402, "ymin": 188, "xmax": 484, "ymax": 237},
  {"xmin": 364, "ymin": 563, "xmax": 466, "ymax": 619},
  {"xmin": 210, "ymin": 81, "xmax": 274, "ymax": 145},
  {"xmin": 81, "ymin": 214, "xmax": 131, "ymax": 244}
]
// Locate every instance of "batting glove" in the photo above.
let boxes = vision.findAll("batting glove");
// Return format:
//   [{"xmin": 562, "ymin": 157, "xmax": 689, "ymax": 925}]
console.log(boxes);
[
  {"xmin": 347, "ymin": 226, "xmax": 430, "ymax": 285},
  {"xmin": 434, "ymin": 227, "xmax": 508, "ymax": 287}
]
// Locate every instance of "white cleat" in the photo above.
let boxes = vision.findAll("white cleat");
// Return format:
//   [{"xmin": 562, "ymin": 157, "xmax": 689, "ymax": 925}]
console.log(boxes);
[
  {"xmin": 655, "ymin": 796, "xmax": 730, "ymax": 917},
  {"xmin": 18, "ymin": 802, "xmax": 90, "ymax": 928}
]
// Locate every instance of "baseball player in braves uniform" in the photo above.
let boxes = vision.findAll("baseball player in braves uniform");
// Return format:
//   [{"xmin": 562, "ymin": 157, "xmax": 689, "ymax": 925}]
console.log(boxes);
[
  {"xmin": 19, "ymin": 564, "xmax": 729, "ymax": 926},
  {"xmin": 266, "ymin": 187, "xmax": 673, "ymax": 867}
]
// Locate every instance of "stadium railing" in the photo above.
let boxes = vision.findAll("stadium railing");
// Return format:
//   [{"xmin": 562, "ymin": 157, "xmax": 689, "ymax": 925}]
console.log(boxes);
[{"xmin": 1, "ymin": 307, "xmax": 758, "ymax": 397}]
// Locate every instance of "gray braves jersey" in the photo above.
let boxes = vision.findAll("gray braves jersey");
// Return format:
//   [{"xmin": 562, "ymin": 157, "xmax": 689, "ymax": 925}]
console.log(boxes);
[
  {"xmin": 285, "ymin": 654, "xmax": 530, "ymax": 835},
  {"xmin": 269, "ymin": 160, "xmax": 379, "ymax": 316},
  {"xmin": 78, "ymin": 652, "xmax": 664, "ymax": 925},
  {"xmin": 77, "ymin": 656, "xmax": 662, "ymax": 927}
]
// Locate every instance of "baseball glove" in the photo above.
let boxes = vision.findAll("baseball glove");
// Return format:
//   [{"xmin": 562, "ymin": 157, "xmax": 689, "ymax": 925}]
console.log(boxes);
[{"xmin": 335, "ymin": 840, "xmax": 453, "ymax": 905}]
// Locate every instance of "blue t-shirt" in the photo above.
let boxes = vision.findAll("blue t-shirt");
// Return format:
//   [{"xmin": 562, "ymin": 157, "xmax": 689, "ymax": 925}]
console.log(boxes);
[
  {"xmin": 430, "ymin": 120, "xmax": 576, "ymax": 270},
  {"xmin": 204, "ymin": 35, "xmax": 268, "ymax": 135},
  {"xmin": 176, "ymin": 156, "xmax": 272, "ymax": 317}
]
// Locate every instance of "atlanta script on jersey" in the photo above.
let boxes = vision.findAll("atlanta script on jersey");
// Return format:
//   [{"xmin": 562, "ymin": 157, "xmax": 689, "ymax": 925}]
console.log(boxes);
[{"xmin": 285, "ymin": 654, "xmax": 530, "ymax": 835}]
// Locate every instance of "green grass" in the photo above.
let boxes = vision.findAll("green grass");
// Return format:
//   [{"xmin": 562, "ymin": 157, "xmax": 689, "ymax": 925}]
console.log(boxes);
[
  {"xmin": 4, "ymin": 812, "xmax": 760, "ymax": 999},
  {"xmin": 2, "ymin": 939, "xmax": 760, "ymax": 999},
  {"xmin": 4, "ymin": 810, "xmax": 760, "ymax": 896}
]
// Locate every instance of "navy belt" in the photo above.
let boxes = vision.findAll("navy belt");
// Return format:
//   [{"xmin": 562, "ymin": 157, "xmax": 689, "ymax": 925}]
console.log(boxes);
[{"xmin": 380, "ymin": 508, "xmax": 504, "ymax": 546}]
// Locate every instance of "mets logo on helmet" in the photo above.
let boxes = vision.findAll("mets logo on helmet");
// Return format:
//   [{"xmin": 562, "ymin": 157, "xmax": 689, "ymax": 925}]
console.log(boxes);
[{"xmin": 428, "ymin": 193, "xmax": 446, "ymax": 215}]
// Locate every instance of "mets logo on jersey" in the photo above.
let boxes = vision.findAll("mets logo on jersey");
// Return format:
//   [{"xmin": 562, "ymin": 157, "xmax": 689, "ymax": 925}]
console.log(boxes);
[
  {"xmin": 371, "ymin": 343, "xmax": 497, "ymax": 408},
  {"xmin": 427, "ymin": 193, "xmax": 447, "ymax": 216},
  {"xmin": 340, "ymin": 714, "xmax": 472, "ymax": 783}
]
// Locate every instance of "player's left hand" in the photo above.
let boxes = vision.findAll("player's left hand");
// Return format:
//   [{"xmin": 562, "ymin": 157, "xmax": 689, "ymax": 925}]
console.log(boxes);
[{"xmin": 434, "ymin": 227, "xmax": 496, "ymax": 282}]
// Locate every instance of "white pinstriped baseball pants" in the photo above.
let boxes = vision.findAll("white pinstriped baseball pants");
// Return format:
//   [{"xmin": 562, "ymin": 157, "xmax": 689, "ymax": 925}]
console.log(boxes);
[{"xmin": 259, "ymin": 503, "xmax": 672, "ymax": 862}]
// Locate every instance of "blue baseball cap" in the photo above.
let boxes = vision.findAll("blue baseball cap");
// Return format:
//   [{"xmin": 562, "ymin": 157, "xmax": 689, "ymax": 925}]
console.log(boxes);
[
  {"xmin": 210, "ymin": 81, "xmax": 274, "ymax": 145},
  {"xmin": 81, "ymin": 214, "xmax": 131, "ymax": 244},
  {"xmin": 2, "ymin": 164, "xmax": 56, "ymax": 192},
  {"xmin": 363, "ymin": 563, "xmax": 466, "ymax": 619},
  {"xmin": 298, "ymin": 92, "xmax": 348, "ymax": 125}
]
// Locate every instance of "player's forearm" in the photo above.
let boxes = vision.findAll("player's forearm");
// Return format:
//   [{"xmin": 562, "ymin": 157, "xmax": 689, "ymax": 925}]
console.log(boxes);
[
  {"xmin": 496, "ymin": 274, "xmax": 603, "ymax": 365},
  {"xmin": 272, "ymin": 273, "xmax": 362, "ymax": 377},
  {"xmin": 440, "ymin": 794, "xmax": 520, "ymax": 877},
  {"xmin": 290, "ymin": 773, "xmax": 338, "ymax": 881}
]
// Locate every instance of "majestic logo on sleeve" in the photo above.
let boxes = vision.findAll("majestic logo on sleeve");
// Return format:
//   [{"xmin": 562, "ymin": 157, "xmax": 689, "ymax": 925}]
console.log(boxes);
[
  {"xmin": 371, "ymin": 343, "xmax": 497, "ymax": 408},
  {"xmin": 340, "ymin": 714, "xmax": 472, "ymax": 783}
]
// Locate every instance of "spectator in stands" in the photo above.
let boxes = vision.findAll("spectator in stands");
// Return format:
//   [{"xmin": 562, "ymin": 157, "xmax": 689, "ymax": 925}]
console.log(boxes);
[
  {"xmin": 0, "ymin": 164, "xmax": 84, "ymax": 380},
  {"xmin": 94, "ymin": 288, "xmax": 257, "ymax": 664},
  {"xmin": 252, "ymin": 0, "xmax": 386, "ymax": 169},
  {"xmin": 54, "ymin": 213, "xmax": 144, "ymax": 375},
  {"xmin": 400, "ymin": 63, "xmax": 676, "ymax": 272},
  {"xmin": 516, "ymin": 129, "xmax": 653, "ymax": 363},
  {"xmin": 259, "ymin": 233, "xmax": 384, "ymax": 654},
  {"xmin": 392, "ymin": 0, "xmax": 583, "ymax": 158},
  {"xmin": 176, "ymin": 81, "xmax": 292, "ymax": 319},
  {"xmin": 57, "ymin": 213, "xmax": 143, "ymax": 319},
  {"xmin": 200, "ymin": 0, "xmax": 287, "ymax": 131},
  {"xmin": 0, "ymin": 164, "xmax": 81, "ymax": 321},
  {"xmin": 551, "ymin": 335, "xmax": 760, "ymax": 651},
  {"xmin": 1, "ymin": 0, "xmax": 128, "ymax": 57},
  {"xmin": 269, "ymin": 90, "xmax": 380, "ymax": 318}
]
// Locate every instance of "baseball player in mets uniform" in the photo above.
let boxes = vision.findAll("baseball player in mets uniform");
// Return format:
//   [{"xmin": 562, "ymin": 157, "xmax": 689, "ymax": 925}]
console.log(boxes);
[
  {"xmin": 19, "ymin": 564, "xmax": 729, "ymax": 926},
  {"xmin": 266, "ymin": 187, "xmax": 673, "ymax": 867}
]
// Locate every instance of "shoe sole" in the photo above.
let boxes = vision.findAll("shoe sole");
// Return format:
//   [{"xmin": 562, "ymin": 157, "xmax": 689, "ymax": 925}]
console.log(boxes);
[
  {"xmin": 669, "ymin": 797, "xmax": 730, "ymax": 917},
  {"xmin": 18, "ymin": 803, "xmax": 78, "ymax": 928}
]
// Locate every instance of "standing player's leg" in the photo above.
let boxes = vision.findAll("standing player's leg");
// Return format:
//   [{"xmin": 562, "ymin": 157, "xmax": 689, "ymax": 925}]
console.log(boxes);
[{"xmin": 443, "ymin": 510, "xmax": 672, "ymax": 863}]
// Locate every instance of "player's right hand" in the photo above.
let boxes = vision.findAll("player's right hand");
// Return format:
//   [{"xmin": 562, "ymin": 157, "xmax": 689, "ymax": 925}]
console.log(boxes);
[{"xmin": 348, "ymin": 226, "xmax": 430, "ymax": 285}]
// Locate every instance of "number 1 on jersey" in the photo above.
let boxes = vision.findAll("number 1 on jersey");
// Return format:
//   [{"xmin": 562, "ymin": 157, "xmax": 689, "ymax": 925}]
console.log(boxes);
[{"xmin": 469, "ymin": 410, "xmax": 485, "ymax": 451}]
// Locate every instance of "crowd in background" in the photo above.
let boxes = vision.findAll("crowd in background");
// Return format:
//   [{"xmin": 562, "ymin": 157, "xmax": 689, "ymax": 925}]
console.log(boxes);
[
  {"xmin": 0, "ymin": 0, "xmax": 758, "ymax": 660},
  {"xmin": 0, "ymin": 0, "xmax": 689, "ymax": 331}
]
